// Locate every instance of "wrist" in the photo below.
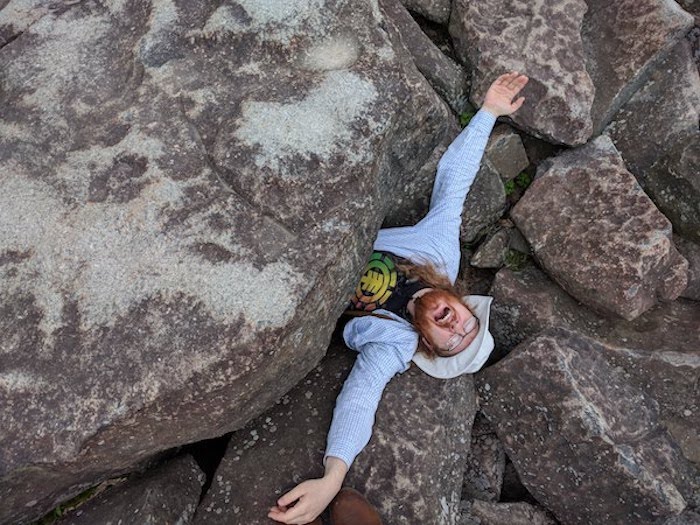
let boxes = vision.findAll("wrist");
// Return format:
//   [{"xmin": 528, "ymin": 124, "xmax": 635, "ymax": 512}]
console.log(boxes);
[
  {"xmin": 323, "ymin": 456, "xmax": 348, "ymax": 489},
  {"xmin": 481, "ymin": 105, "xmax": 500, "ymax": 118}
]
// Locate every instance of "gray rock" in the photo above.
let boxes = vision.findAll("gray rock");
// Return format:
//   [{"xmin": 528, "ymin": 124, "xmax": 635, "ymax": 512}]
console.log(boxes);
[
  {"xmin": 484, "ymin": 125, "xmax": 530, "ymax": 183},
  {"xmin": 195, "ymin": 341, "xmax": 476, "ymax": 525},
  {"xmin": 462, "ymin": 433, "xmax": 506, "ymax": 502},
  {"xmin": 471, "ymin": 229, "xmax": 510, "ymax": 269},
  {"xmin": 56, "ymin": 455, "xmax": 204, "ymax": 525},
  {"xmin": 676, "ymin": 235, "xmax": 700, "ymax": 301},
  {"xmin": 511, "ymin": 135, "xmax": 688, "ymax": 321},
  {"xmin": 383, "ymin": 0, "xmax": 470, "ymax": 114},
  {"xmin": 463, "ymin": 500, "xmax": 557, "ymax": 525},
  {"xmin": 450, "ymin": 0, "xmax": 595, "ymax": 146},
  {"xmin": 605, "ymin": 39, "xmax": 700, "ymax": 178},
  {"xmin": 0, "ymin": 1, "xmax": 451, "ymax": 522},
  {"xmin": 476, "ymin": 329, "xmax": 696, "ymax": 525},
  {"xmin": 400, "ymin": 0, "xmax": 451, "ymax": 24},
  {"xmin": 383, "ymin": 119, "xmax": 459, "ymax": 228},
  {"xmin": 489, "ymin": 265, "xmax": 700, "ymax": 466},
  {"xmin": 462, "ymin": 163, "xmax": 506, "ymax": 244},
  {"xmin": 645, "ymin": 134, "xmax": 700, "ymax": 244},
  {"xmin": 582, "ymin": 0, "xmax": 695, "ymax": 133},
  {"xmin": 384, "ymin": 118, "xmax": 507, "ymax": 243}
]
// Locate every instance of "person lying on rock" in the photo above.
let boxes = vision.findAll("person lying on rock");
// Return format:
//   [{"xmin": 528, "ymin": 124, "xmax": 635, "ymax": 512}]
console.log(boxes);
[{"xmin": 269, "ymin": 71, "xmax": 529, "ymax": 525}]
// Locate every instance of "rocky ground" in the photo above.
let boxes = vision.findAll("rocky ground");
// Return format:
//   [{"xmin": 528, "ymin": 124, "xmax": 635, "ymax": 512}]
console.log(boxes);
[{"xmin": 0, "ymin": 0, "xmax": 698, "ymax": 524}]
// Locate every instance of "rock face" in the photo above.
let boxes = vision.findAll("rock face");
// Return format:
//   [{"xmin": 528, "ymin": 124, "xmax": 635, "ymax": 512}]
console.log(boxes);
[
  {"xmin": 489, "ymin": 265, "xmax": 700, "ymax": 466},
  {"xmin": 582, "ymin": 0, "xmax": 695, "ymax": 133},
  {"xmin": 450, "ymin": 0, "xmax": 595, "ymax": 146},
  {"xmin": 0, "ymin": 1, "xmax": 450, "ymax": 522},
  {"xmin": 195, "ymin": 341, "xmax": 476, "ymax": 525},
  {"xmin": 477, "ymin": 329, "xmax": 695, "ymax": 525},
  {"xmin": 462, "ymin": 500, "xmax": 557, "ymax": 525},
  {"xmin": 383, "ymin": 0, "xmax": 470, "ymax": 115},
  {"xmin": 57, "ymin": 455, "xmax": 204, "ymax": 525},
  {"xmin": 511, "ymin": 136, "xmax": 688, "ymax": 321},
  {"xmin": 605, "ymin": 39, "xmax": 700, "ymax": 178}
]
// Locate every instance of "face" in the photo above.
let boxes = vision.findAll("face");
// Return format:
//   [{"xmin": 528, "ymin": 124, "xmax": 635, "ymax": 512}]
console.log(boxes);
[{"xmin": 413, "ymin": 290, "xmax": 480, "ymax": 357}]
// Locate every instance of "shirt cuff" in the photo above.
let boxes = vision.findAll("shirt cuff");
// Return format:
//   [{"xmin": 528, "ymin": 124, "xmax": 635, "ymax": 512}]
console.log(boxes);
[
  {"xmin": 471, "ymin": 108, "xmax": 498, "ymax": 133},
  {"xmin": 324, "ymin": 449, "xmax": 354, "ymax": 470}
]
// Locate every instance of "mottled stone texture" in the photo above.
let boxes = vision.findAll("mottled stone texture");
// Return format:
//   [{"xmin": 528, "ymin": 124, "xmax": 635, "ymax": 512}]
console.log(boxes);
[
  {"xmin": 511, "ymin": 136, "xmax": 688, "ymax": 321},
  {"xmin": 462, "ymin": 432, "xmax": 506, "ymax": 502},
  {"xmin": 470, "ymin": 229, "xmax": 510, "ymax": 269},
  {"xmin": 477, "ymin": 329, "xmax": 695, "ymax": 525},
  {"xmin": 57, "ymin": 455, "xmax": 204, "ymax": 525},
  {"xmin": 606, "ymin": 40, "xmax": 700, "ymax": 179},
  {"xmin": 486, "ymin": 125, "xmax": 530, "ymax": 182},
  {"xmin": 383, "ymin": 0, "xmax": 469, "ymax": 115},
  {"xmin": 677, "ymin": 0, "xmax": 700, "ymax": 24},
  {"xmin": 489, "ymin": 264, "xmax": 700, "ymax": 465},
  {"xmin": 676, "ymin": 235, "xmax": 700, "ymax": 301},
  {"xmin": 646, "ymin": 134, "xmax": 700, "ymax": 244},
  {"xmin": 582, "ymin": 0, "xmax": 695, "ymax": 133},
  {"xmin": 0, "ymin": 1, "xmax": 450, "ymax": 522},
  {"xmin": 195, "ymin": 341, "xmax": 476, "ymax": 525},
  {"xmin": 450, "ymin": 0, "xmax": 595, "ymax": 146},
  {"xmin": 462, "ymin": 500, "xmax": 557, "ymax": 525},
  {"xmin": 400, "ymin": 0, "xmax": 451, "ymax": 24}
]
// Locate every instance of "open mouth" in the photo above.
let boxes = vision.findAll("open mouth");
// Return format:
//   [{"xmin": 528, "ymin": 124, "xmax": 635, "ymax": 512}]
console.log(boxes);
[{"xmin": 435, "ymin": 306, "xmax": 453, "ymax": 325}]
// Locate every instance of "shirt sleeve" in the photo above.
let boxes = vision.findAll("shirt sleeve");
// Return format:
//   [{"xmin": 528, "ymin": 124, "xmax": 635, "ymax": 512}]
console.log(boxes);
[
  {"xmin": 324, "ymin": 315, "xmax": 416, "ymax": 467},
  {"xmin": 373, "ymin": 109, "xmax": 497, "ymax": 282}
]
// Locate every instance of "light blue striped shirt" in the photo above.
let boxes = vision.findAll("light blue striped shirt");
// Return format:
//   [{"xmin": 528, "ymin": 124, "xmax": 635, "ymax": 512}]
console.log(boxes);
[{"xmin": 325, "ymin": 109, "xmax": 497, "ymax": 468}]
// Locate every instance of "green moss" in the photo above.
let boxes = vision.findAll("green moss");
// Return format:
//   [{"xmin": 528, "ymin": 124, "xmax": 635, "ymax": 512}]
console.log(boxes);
[
  {"xmin": 459, "ymin": 109, "xmax": 476, "ymax": 127},
  {"xmin": 504, "ymin": 249, "xmax": 529, "ymax": 271},
  {"xmin": 34, "ymin": 485, "xmax": 102, "ymax": 525}
]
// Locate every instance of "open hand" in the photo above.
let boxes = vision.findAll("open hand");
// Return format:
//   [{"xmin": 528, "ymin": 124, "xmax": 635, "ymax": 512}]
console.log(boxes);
[
  {"xmin": 268, "ymin": 477, "xmax": 340, "ymax": 524},
  {"xmin": 482, "ymin": 72, "xmax": 529, "ymax": 117}
]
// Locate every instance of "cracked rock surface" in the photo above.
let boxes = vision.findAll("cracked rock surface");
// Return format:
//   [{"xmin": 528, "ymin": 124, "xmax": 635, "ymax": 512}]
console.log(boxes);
[
  {"xmin": 0, "ymin": 0, "xmax": 449, "ymax": 522},
  {"xmin": 511, "ymin": 136, "xmax": 688, "ymax": 321},
  {"xmin": 476, "ymin": 328, "xmax": 696, "ymax": 525}
]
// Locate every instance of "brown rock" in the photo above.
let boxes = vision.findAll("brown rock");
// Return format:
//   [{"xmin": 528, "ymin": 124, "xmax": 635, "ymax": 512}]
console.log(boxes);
[
  {"xmin": 477, "ymin": 329, "xmax": 695, "ymax": 525},
  {"xmin": 489, "ymin": 265, "xmax": 700, "ymax": 466},
  {"xmin": 582, "ymin": 0, "xmax": 694, "ymax": 133},
  {"xmin": 0, "ymin": 1, "xmax": 451, "ymax": 522},
  {"xmin": 511, "ymin": 135, "xmax": 688, "ymax": 320},
  {"xmin": 450, "ymin": 0, "xmax": 595, "ymax": 146},
  {"xmin": 606, "ymin": 39, "xmax": 700, "ymax": 178},
  {"xmin": 56, "ymin": 455, "xmax": 204, "ymax": 525},
  {"xmin": 195, "ymin": 341, "xmax": 476, "ymax": 525}
]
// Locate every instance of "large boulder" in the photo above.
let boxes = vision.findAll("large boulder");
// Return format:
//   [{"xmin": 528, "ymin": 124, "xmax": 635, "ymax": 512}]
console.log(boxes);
[
  {"xmin": 195, "ymin": 340, "xmax": 476, "ymax": 525},
  {"xmin": 449, "ymin": 0, "xmax": 694, "ymax": 145},
  {"xmin": 0, "ymin": 1, "xmax": 450, "ymax": 522},
  {"xmin": 582, "ymin": 0, "xmax": 694, "ymax": 133},
  {"xmin": 477, "ymin": 329, "xmax": 696, "ymax": 525},
  {"xmin": 511, "ymin": 135, "xmax": 688, "ymax": 321},
  {"xmin": 450, "ymin": 0, "xmax": 595, "ymax": 146},
  {"xmin": 605, "ymin": 39, "xmax": 700, "ymax": 178},
  {"xmin": 57, "ymin": 455, "xmax": 204, "ymax": 525},
  {"xmin": 489, "ymin": 265, "xmax": 700, "ymax": 466}
]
